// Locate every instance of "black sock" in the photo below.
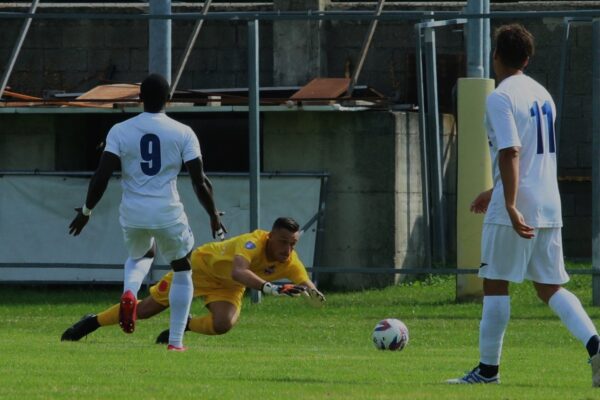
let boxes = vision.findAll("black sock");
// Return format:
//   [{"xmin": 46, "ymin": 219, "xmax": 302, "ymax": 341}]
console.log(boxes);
[
  {"xmin": 586, "ymin": 335, "xmax": 600, "ymax": 357},
  {"xmin": 478, "ymin": 362, "xmax": 499, "ymax": 378}
]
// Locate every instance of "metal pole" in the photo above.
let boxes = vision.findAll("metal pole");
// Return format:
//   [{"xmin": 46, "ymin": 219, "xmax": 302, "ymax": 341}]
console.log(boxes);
[
  {"xmin": 592, "ymin": 19, "xmax": 600, "ymax": 306},
  {"xmin": 483, "ymin": 0, "xmax": 491, "ymax": 78},
  {"xmin": 466, "ymin": 0, "xmax": 484, "ymax": 78},
  {"xmin": 556, "ymin": 18, "xmax": 572, "ymax": 156},
  {"xmin": 7, "ymin": 10, "xmax": 600, "ymax": 22},
  {"xmin": 310, "ymin": 175, "xmax": 328, "ymax": 286},
  {"xmin": 0, "ymin": 0, "xmax": 39, "ymax": 100},
  {"xmin": 347, "ymin": 0, "xmax": 385, "ymax": 96},
  {"xmin": 248, "ymin": 19, "xmax": 261, "ymax": 303},
  {"xmin": 169, "ymin": 0, "xmax": 212, "ymax": 98},
  {"xmin": 414, "ymin": 23, "xmax": 432, "ymax": 268},
  {"xmin": 423, "ymin": 25, "xmax": 446, "ymax": 266},
  {"xmin": 149, "ymin": 0, "xmax": 172, "ymax": 83}
]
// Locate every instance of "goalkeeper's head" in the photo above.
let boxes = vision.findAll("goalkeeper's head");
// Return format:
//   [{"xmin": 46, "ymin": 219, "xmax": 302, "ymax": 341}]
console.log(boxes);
[
  {"xmin": 267, "ymin": 217, "xmax": 301, "ymax": 263},
  {"xmin": 140, "ymin": 73, "xmax": 170, "ymax": 113}
]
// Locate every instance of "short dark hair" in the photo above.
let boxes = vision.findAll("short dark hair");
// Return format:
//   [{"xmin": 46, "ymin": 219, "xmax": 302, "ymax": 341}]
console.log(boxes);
[
  {"xmin": 272, "ymin": 217, "xmax": 300, "ymax": 233},
  {"xmin": 494, "ymin": 24, "xmax": 534, "ymax": 70},
  {"xmin": 140, "ymin": 73, "xmax": 169, "ymax": 112}
]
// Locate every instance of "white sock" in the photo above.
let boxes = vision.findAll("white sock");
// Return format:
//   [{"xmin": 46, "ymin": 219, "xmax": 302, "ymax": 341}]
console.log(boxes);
[
  {"xmin": 123, "ymin": 256, "xmax": 153, "ymax": 297},
  {"xmin": 548, "ymin": 288, "xmax": 598, "ymax": 345},
  {"xmin": 479, "ymin": 295, "xmax": 510, "ymax": 366},
  {"xmin": 168, "ymin": 270, "xmax": 193, "ymax": 347}
]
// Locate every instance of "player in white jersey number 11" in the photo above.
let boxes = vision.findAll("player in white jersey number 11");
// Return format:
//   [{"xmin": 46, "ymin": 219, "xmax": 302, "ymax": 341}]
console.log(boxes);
[{"xmin": 447, "ymin": 24, "xmax": 600, "ymax": 387}]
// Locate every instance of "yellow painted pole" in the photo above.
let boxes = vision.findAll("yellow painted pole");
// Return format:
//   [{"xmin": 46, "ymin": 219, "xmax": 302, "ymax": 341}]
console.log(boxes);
[{"xmin": 456, "ymin": 78, "xmax": 494, "ymax": 301}]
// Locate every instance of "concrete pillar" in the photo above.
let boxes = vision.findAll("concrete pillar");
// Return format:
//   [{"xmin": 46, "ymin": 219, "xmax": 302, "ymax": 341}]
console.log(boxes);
[
  {"xmin": 272, "ymin": 0, "xmax": 328, "ymax": 86},
  {"xmin": 149, "ymin": 0, "xmax": 172, "ymax": 83}
]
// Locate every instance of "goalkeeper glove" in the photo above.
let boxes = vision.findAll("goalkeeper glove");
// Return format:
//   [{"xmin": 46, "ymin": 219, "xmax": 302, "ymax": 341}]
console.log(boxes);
[
  {"xmin": 305, "ymin": 287, "xmax": 326, "ymax": 307},
  {"xmin": 261, "ymin": 282, "xmax": 306, "ymax": 297}
]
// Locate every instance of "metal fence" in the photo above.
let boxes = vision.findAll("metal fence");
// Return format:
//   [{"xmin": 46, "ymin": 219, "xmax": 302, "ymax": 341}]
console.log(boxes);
[{"xmin": 2, "ymin": 4, "xmax": 600, "ymax": 299}]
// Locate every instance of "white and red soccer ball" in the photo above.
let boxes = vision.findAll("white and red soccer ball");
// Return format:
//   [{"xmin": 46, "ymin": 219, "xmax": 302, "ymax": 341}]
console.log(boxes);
[{"xmin": 372, "ymin": 318, "xmax": 409, "ymax": 351}]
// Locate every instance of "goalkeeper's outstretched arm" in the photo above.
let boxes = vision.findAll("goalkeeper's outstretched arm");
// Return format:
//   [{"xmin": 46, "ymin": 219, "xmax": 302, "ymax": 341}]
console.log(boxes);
[
  {"xmin": 231, "ymin": 255, "xmax": 306, "ymax": 297},
  {"xmin": 231, "ymin": 255, "xmax": 265, "ymax": 289}
]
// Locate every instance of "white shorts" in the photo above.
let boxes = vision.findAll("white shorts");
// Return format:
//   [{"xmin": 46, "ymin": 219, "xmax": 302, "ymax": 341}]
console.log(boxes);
[
  {"xmin": 122, "ymin": 220, "xmax": 194, "ymax": 263},
  {"xmin": 479, "ymin": 223, "xmax": 569, "ymax": 284}
]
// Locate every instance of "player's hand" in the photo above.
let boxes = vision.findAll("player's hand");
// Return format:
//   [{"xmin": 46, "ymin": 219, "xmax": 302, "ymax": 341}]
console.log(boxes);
[
  {"xmin": 506, "ymin": 206, "xmax": 534, "ymax": 239},
  {"xmin": 470, "ymin": 189, "xmax": 493, "ymax": 214},
  {"xmin": 303, "ymin": 287, "xmax": 326, "ymax": 308},
  {"xmin": 68, "ymin": 208, "xmax": 89, "ymax": 236},
  {"xmin": 261, "ymin": 282, "xmax": 307, "ymax": 297},
  {"xmin": 210, "ymin": 211, "xmax": 227, "ymax": 240}
]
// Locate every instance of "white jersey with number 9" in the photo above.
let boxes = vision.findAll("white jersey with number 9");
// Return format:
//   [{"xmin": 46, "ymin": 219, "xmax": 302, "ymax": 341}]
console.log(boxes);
[
  {"xmin": 104, "ymin": 112, "xmax": 201, "ymax": 229},
  {"xmin": 483, "ymin": 74, "xmax": 562, "ymax": 228}
]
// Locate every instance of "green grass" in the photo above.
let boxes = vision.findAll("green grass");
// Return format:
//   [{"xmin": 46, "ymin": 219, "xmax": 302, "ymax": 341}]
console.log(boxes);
[{"xmin": 1, "ymin": 270, "xmax": 600, "ymax": 399}]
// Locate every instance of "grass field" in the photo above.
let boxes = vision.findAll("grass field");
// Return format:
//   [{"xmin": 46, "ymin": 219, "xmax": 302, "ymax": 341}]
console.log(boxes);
[{"xmin": 2, "ymin": 270, "xmax": 600, "ymax": 400}]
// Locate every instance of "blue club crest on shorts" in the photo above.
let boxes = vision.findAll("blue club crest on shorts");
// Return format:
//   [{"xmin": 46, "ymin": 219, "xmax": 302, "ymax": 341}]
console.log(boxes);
[{"xmin": 245, "ymin": 241, "xmax": 256, "ymax": 250}]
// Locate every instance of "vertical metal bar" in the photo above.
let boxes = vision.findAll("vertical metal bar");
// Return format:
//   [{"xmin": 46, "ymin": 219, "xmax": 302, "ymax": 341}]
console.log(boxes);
[
  {"xmin": 415, "ymin": 23, "xmax": 432, "ymax": 268},
  {"xmin": 424, "ymin": 25, "xmax": 446, "ymax": 266},
  {"xmin": 248, "ymin": 19, "xmax": 261, "ymax": 303},
  {"xmin": 311, "ymin": 175, "xmax": 329, "ymax": 286},
  {"xmin": 169, "ymin": 0, "xmax": 212, "ymax": 99},
  {"xmin": 556, "ymin": 18, "xmax": 571, "ymax": 156},
  {"xmin": 466, "ymin": 0, "xmax": 484, "ymax": 78},
  {"xmin": 483, "ymin": 0, "xmax": 491, "ymax": 78},
  {"xmin": 149, "ymin": 0, "xmax": 172, "ymax": 83},
  {"xmin": 347, "ymin": 0, "xmax": 385, "ymax": 97},
  {"xmin": 0, "ymin": 0, "xmax": 40, "ymax": 100},
  {"xmin": 592, "ymin": 19, "xmax": 600, "ymax": 306},
  {"xmin": 248, "ymin": 20, "xmax": 260, "ymax": 232}
]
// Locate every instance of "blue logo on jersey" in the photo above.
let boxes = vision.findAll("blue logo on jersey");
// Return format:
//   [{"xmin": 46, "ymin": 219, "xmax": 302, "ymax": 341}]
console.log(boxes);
[{"xmin": 245, "ymin": 241, "xmax": 256, "ymax": 250}]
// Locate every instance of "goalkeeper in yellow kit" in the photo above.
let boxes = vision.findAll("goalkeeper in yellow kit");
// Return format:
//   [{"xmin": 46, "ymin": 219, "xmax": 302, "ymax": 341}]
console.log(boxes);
[{"xmin": 61, "ymin": 217, "xmax": 325, "ymax": 344}]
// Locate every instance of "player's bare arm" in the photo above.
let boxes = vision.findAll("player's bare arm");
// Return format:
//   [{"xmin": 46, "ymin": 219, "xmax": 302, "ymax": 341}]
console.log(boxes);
[
  {"xmin": 231, "ymin": 255, "xmax": 306, "ymax": 297},
  {"xmin": 203, "ymin": 173, "xmax": 214, "ymax": 195},
  {"xmin": 498, "ymin": 146, "xmax": 534, "ymax": 239},
  {"xmin": 68, "ymin": 151, "xmax": 120, "ymax": 236},
  {"xmin": 231, "ymin": 255, "xmax": 264, "ymax": 289},
  {"xmin": 185, "ymin": 157, "xmax": 226, "ymax": 238},
  {"xmin": 470, "ymin": 188, "xmax": 493, "ymax": 214}
]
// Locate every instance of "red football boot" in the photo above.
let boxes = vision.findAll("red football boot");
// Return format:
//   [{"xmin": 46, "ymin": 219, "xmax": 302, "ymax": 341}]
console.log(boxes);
[{"xmin": 119, "ymin": 290, "xmax": 137, "ymax": 334}]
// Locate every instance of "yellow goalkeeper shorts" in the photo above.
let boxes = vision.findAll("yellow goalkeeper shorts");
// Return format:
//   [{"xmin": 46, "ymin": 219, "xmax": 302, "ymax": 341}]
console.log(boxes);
[{"xmin": 149, "ymin": 270, "xmax": 245, "ymax": 311}]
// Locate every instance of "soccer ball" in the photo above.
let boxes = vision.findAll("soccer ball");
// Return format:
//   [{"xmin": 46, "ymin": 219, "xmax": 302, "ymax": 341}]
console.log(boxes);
[{"xmin": 372, "ymin": 318, "xmax": 409, "ymax": 351}]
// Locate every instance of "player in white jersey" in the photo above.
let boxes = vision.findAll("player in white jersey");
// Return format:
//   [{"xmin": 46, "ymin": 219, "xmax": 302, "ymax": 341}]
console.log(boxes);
[
  {"xmin": 447, "ymin": 24, "xmax": 600, "ymax": 386},
  {"xmin": 68, "ymin": 74, "xmax": 225, "ymax": 351}
]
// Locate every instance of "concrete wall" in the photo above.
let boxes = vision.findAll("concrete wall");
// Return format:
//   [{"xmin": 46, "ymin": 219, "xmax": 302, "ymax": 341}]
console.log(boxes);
[
  {"xmin": 263, "ymin": 110, "xmax": 456, "ymax": 289},
  {"xmin": 0, "ymin": 109, "xmax": 445, "ymax": 290},
  {"xmin": 0, "ymin": 115, "xmax": 56, "ymax": 170}
]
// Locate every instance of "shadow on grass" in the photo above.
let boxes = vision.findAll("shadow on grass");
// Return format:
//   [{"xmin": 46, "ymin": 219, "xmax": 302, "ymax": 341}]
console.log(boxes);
[
  {"xmin": 0, "ymin": 285, "xmax": 122, "ymax": 305},
  {"xmin": 244, "ymin": 376, "xmax": 376, "ymax": 386}
]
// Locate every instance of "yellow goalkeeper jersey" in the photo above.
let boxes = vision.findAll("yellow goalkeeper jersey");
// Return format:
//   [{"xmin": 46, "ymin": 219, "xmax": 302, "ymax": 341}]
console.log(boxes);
[{"xmin": 190, "ymin": 229, "xmax": 310, "ymax": 288}]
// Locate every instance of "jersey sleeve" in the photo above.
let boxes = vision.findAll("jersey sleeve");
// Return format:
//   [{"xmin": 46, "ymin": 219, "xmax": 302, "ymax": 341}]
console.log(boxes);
[
  {"xmin": 284, "ymin": 252, "xmax": 310, "ymax": 284},
  {"xmin": 233, "ymin": 236, "xmax": 260, "ymax": 264},
  {"xmin": 486, "ymin": 92, "xmax": 521, "ymax": 150},
  {"xmin": 182, "ymin": 127, "xmax": 202, "ymax": 163},
  {"xmin": 103, "ymin": 125, "xmax": 121, "ymax": 157}
]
